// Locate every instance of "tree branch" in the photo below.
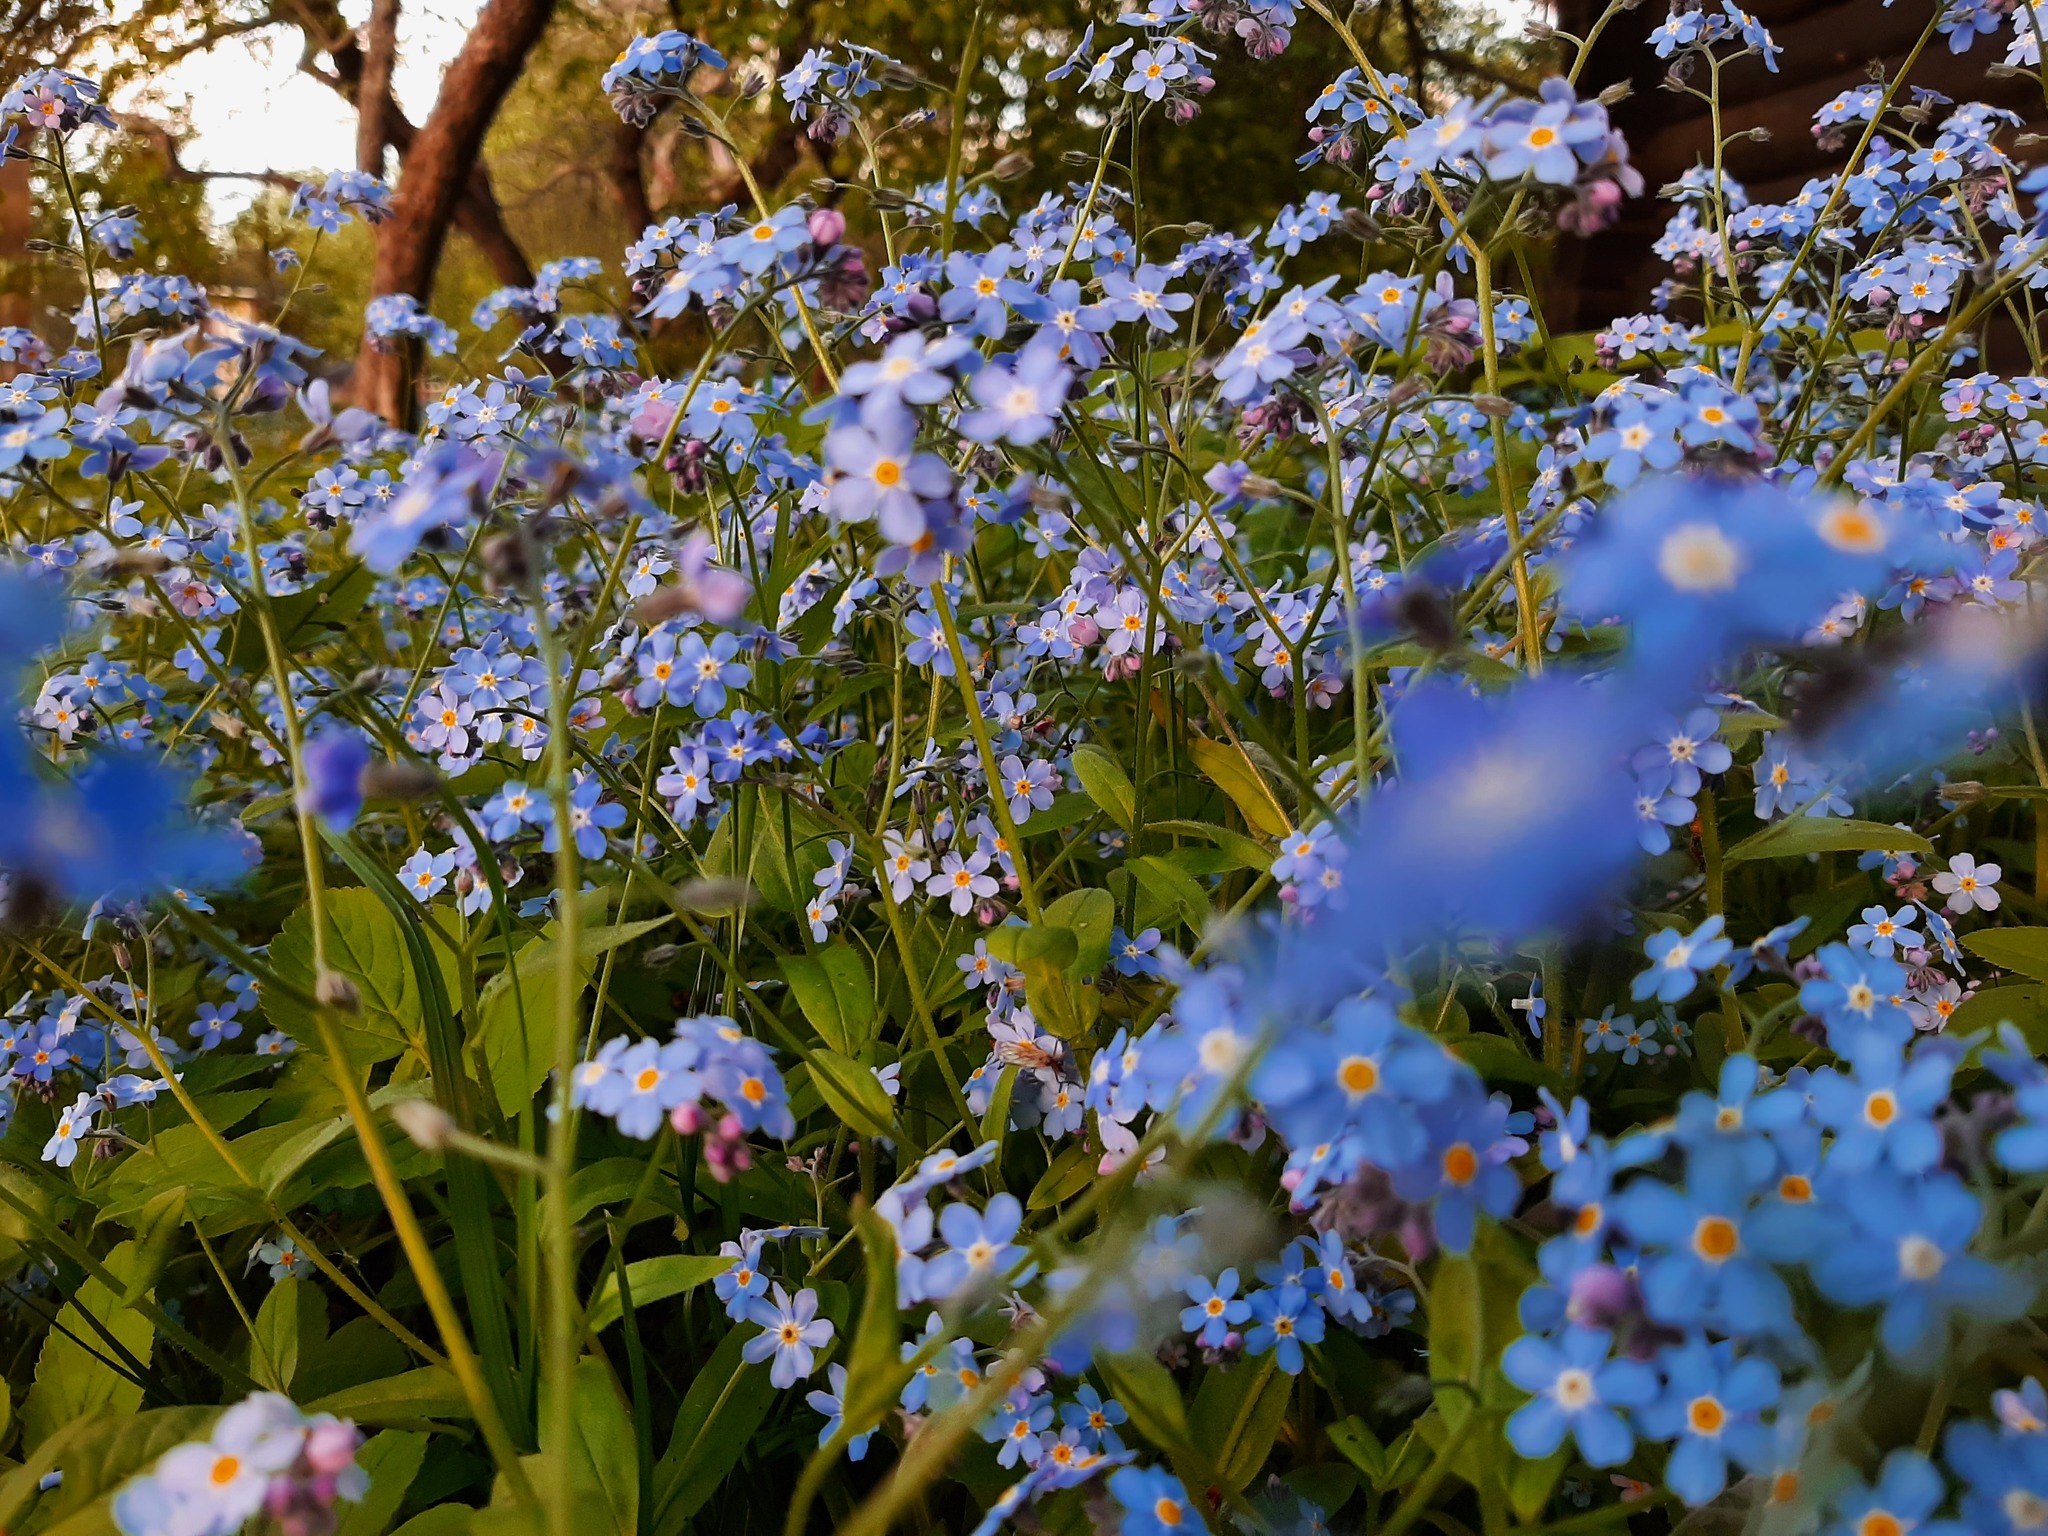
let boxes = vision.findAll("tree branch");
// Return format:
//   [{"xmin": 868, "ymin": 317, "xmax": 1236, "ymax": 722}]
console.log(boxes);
[
  {"xmin": 355, "ymin": 0, "xmax": 401, "ymax": 176},
  {"xmin": 111, "ymin": 112, "xmax": 301, "ymax": 193}
]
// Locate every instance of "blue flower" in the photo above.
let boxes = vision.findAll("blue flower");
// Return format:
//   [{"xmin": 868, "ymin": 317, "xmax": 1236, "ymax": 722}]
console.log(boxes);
[
  {"xmin": 805, "ymin": 1363, "xmax": 873, "ymax": 1460},
  {"xmin": 1637, "ymin": 1336, "xmax": 1779, "ymax": 1506},
  {"xmin": 742, "ymin": 1284, "xmax": 834, "ymax": 1388},
  {"xmin": 1060, "ymin": 1384, "xmax": 1129, "ymax": 1453},
  {"xmin": 1611, "ymin": 1144, "xmax": 1798, "ymax": 1336},
  {"xmin": 1245, "ymin": 1283, "xmax": 1324, "ymax": 1374},
  {"xmin": 1823, "ymin": 1449, "xmax": 1969, "ymax": 1536},
  {"xmin": 1632, "ymin": 915, "xmax": 1733, "ymax": 1004},
  {"xmin": 300, "ymin": 730, "xmax": 369, "ymax": 829},
  {"xmin": 544, "ymin": 775, "xmax": 626, "ymax": 860},
  {"xmin": 1180, "ymin": 1269, "xmax": 1250, "ymax": 1347},
  {"xmin": 1847, "ymin": 904, "xmax": 1921, "ymax": 958},
  {"xmin": 1109, "ymin": 1466, "xmax": 1196, "ymax": 1536},
  {"xmin": 1502, "ymin": 1325, "xmax": 1656, "ymax": 1467},
  {"xmin": 1809, "ymin": 1034, "xmax": 1952, "ymax": 1175},
  {"xmin": 1798, "ymin": 943, "xmax": 1916, "ymax": 1049},
  {"xmin": 1808, "ymin": 1170, "xmax": 2023, "ymax": 1361},
  {"xmin": 959, "ymin": 336, "xmax": 1072, "ymax": 446},
  {"xmin": 924, "ymin": 1194, "xmax": 1027, "ymax": 1297}
]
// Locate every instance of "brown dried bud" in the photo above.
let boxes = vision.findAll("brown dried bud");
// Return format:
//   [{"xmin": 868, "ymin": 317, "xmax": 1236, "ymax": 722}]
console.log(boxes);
[
  {"xmin": 1470, "ymin": 394, "xmax": 1515, "ymax": 418},
  {"xmin": 1597, "ymin": 80, "xmax": 1633, "ymax": 106},
  {"xmin": 992, "ymin": 152, "xmax": 1033, "ymax": 182}
]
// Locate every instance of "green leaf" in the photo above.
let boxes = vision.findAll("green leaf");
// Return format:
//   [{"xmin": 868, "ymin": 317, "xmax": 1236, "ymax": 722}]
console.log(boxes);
[
  {"xmin": 1190, "ymin": 1354, "xmax": 1289, "ymax": 1491},
  {"xmin": 19, "ymin": 1406, "xmax": 219, "ymax": 1530},
  {"xmin": 1093, "ymin": 1350, "xmax": 1191, "ymax": 1455},
  {"xmin": 839, "ymin": 1206, "xmax": 911, "ymax": 1445},
  {"xmin": 702, "ymin": 798, "xmax": 834, "ymax": 913},
  {"xmin": 651, "ymin": 1323, "xmax": 778, "ymax": 1536},
  {"xmin": 779, "ymin": 943, "xmax": 876, "ymax": 1055},
  {"xmin": 1150, "ymin": 819, "xmax": 1272, "ymax": 871},
  {"xmin": 1508, "ymin": 1444, "xmax": 1570, "ymax": 1523},
  {"xmin": 334, "ymin": 1430, "xmax": 430, "ymax": 1536},
  {"xmin": 1028, "ymin": 1142, "xmax": 1097, "ymax": 1211},
  {"xmin": 984, "ymin": 922, "xmax": 1097, "ymax": 1039},
  {"xmin": 267, "ymin": 887, "xmax": 422, "ymax": 1067},
  {"xmin": 536, "ymin": 1157, "xmax": 684, "ymax": 1237},
  {"xmin": 114, "ymin": 1188, "xmax": 186, "ymax": 1308},
  {"xmin": 1043, "ymin": 888, "xmax": 1116, "ymax": 979},
  {"xmin": 252, "ymin": 1276, "xmax": 303, "ymax": 1393},
  {"xmin": 1327, "ymin": 1417, "xmax": 1385, "ymax": 1482},
  {"xmin": 474, "ymin": 914, "xmax": 672, "ymax": 1116},
  {"xmin": 304, "ymin": 1366, "xmax": 471, "ymax": 1424},
  {"xmin": 1186, "ymin": 735, "xmax": 1289, "ymax": 838},
  {"xmin": 1448, "ymin": 1035, "xmax": 1566, "ymax": 1094},
  {"xmin": 1070, "ymin": 743, "xmax": 1136, "ymax": 832},
  {"xmin": 980, "ymin": 1064, "xmax": 1018, "ymax": 1162},
  {"xmin": 229, "ymin": 562, "xmax": 375, "ymax": 671},
  {"xmin": 390, "ymin": 1512, "xmax": 478, "ymax": 1536},
  {"xmin": 1127, "ymin": 854, "xmax": 1211, "ymax": 937},
  {"xmin": 536, "ymin": 1357, "xmax": 636, "ymax": 1536},
  {"xmin": 585, "ymin": 1254, "xmax": 733, "ymax": 1334},
  {"xmin": 23, "ymin": 1241, "xmax": 155, "ymax": 1451},
  {"xmin": 1950, "ymin": 983, "xmax": 2048, "ymax": 1047},
  {"xmin": 1284, "ymin": 1464, "xmax": 1359, "ymax": 1520},
  {"xmin": 805, "ymin": 1048, "xmax": 898, "ymax": 1141},
  {"xmin": 1723, "ymin": 816, "xmax": 1933, "ymax": 865},
  {"xmin": 1963, "ymin": 928, "xmax": 2048, "ymax": 983}
]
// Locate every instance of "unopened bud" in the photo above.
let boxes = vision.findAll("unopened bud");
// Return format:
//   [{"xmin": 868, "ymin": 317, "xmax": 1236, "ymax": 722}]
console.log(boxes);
[
  {"xmin": 359, "ymin": 761, "xmax": 440, "ymax": 800},
  {"xmin": 1470, "ymin": 394, "xmax": 1514, "ymax": 418},
  {"xmin": 807, "ymin": 207, "xmax": 847, "ymax": 245},
  {"xmin": 1944, "ymin": 780, "xmax": 1988, "ymax": 805},
  {"xmin": 992, "ymin": 152, "xmax": 1033, "ymax": 182},
  {"xmin": 1388, "ymin": 375, "xmax": 1429, "ymax": 408},
  {"xmin": 390, "ymin": 1098, "xmax": 454, "ymax": 1151},
  {"xmin": 868, "ymin": 186, "xmax": 911, "ymax": 211},
  {"xmin": 644, "ymin": 944, "xmax": 681, "ymax": 968},
  {"xmin": 316, "ymin": 970, "xmax": 361, "ymax": 1015},
  {"xmin": 1597, "ymin": 80, "xmax": 1632, "ymax": 106},
  {"xmin": 94, "ymin": 548, "xmax": 173, "ymax": 578},
  {"xmin": 1745, "ymin": 126, "xmax": 1772, "ymax": 142},
  {"xmin": 1338, "ymin": 208, "xmax": 1384, "ymax": 243},
  {"xmin": 480, "ymin": 530, "xmax": 532, "ymax": 590},
  {"xmin": 676, "ymin": 876, "xmax": 755, "ymax": 914},
  {"xmin": 1239, "ymin": 473, "xmax": 1284, "ymax": 499},
  {"xmin": 111, "ymin": 941, "xmax": 131, "ymax": 973}
]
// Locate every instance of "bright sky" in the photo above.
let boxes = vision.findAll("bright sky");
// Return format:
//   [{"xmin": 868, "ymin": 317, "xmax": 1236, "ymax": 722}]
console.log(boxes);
[{"xmin": 114, "ymin": 0, "xmax": 482, "ymax": 222}]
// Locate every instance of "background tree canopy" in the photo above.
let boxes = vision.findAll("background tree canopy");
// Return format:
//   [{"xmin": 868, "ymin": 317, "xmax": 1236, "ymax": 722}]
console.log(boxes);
[{"xmin": 2, "ymin": 0, "xmax": 1540, "ymax": 385}]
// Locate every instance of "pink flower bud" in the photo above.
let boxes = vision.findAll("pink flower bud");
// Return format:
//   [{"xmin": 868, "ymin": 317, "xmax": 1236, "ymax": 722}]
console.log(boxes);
[
  {"xmin": 808, "ymin": 208, "xmax": 846, "ymax": 245},
  {"xmin": 304, "ymin": 1420, "xmax": 360, "ymax": 1477},
  {"xmin": 670, "ymin": 1100, "xmax": 704, "ymax": 1136}
]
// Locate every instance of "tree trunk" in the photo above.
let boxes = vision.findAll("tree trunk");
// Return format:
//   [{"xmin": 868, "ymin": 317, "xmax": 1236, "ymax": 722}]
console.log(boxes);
[
  {"xmin": 605, "ymin": 119, "xmax": 653, "ymax": 238},
  {"xmin": 353, "ymin": 0, "xmax": 555, "ymax": 424}
]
